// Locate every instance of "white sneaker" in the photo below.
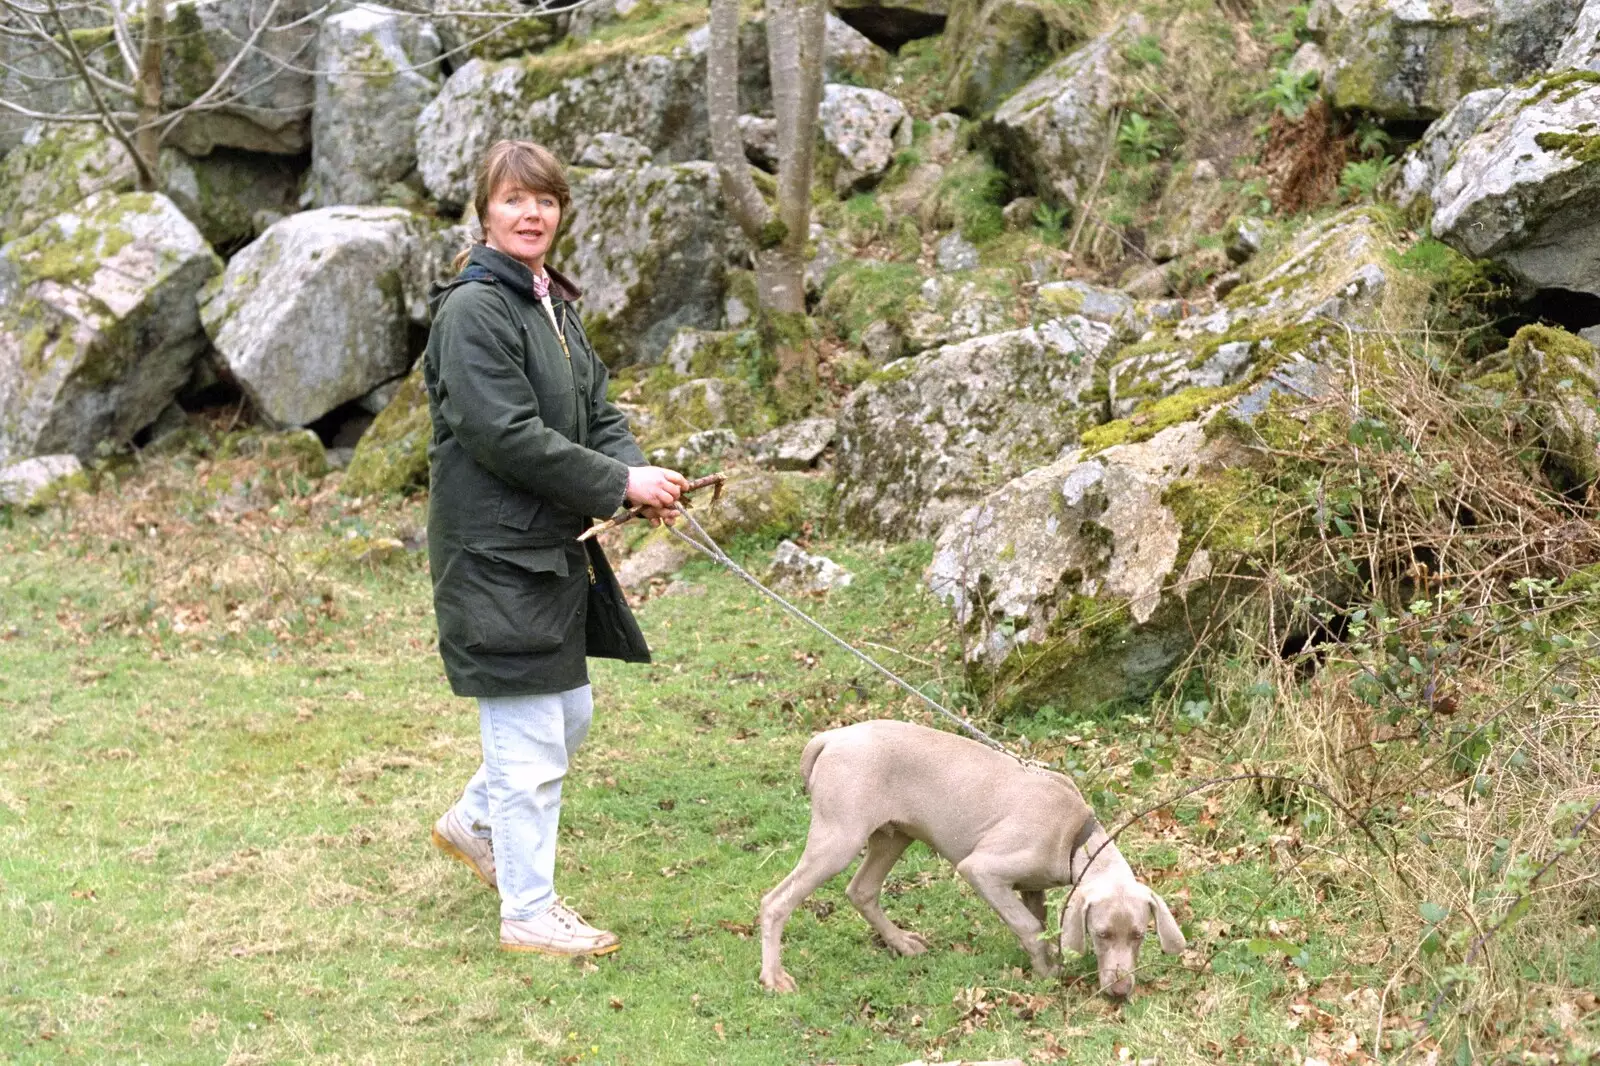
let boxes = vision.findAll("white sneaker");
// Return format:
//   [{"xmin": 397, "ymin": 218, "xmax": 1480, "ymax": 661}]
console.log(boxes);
[
  {"xmin": 500, "ymin": 903, "xmax": 620, "ymax": 956},
  {"xmin": 431, "ymin": 808, "xmax": 497, "ymax": 890}
]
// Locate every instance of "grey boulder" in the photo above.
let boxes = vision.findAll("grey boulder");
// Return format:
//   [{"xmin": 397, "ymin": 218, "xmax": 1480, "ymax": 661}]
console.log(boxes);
[
  {"xmin": 561, "ymin": 162, "xmax": 749, "ymax": 368},
  {"xmin": 1431, "ymin": 73, "xmax": 1600, "ymax": 299},
  {"xmin": 835, "ymin": 317, "xmax": 1117, "ymax": 538},
  {"xmin": 200, "ymin": 207, "xmax": 425, "ymax": 427},
  {"xmin": 0, "ymin": 192, "xmax": 220, "ymax": 463},
  {"xmin": 818, "ymin": 84, "xmax": 913, "ymax": 193},
  {"xmin": 308, "ymin": 5, "xmax": 443, "ymax": 207},
  {"xmin": 983, "ymin": 18, "xmax": 1143, "ymax": 208},
  {"xmin": 1309, "ymin": 0, "xmax": 1583, "ymax": 120}
]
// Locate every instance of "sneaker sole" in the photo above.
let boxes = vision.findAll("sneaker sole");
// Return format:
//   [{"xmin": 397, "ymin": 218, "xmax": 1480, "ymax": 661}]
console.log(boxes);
[
  {"xmin": 430, "ymin": 828, "xmax": 496, "ymax": 890},
  {"xmin": 499, "ymin": 940, "xmax": 621, "ymax": 958}
]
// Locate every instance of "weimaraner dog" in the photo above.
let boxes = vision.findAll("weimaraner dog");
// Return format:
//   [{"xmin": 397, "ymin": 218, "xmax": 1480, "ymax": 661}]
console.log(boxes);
[{"xmin": 758, "ymin": 720, "xmax": 1185, "ymax": 998}]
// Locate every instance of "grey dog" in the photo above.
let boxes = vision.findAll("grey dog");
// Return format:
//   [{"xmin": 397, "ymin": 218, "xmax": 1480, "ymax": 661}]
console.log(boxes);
[{"xmin": 758, "ymin": 720, "xmax": 1185, "ymax": 998}]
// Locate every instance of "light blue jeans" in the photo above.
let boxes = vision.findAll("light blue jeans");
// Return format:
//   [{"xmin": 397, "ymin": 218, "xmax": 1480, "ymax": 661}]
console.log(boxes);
[{"xmin": 452, "ymin": 685, "xmax": 594, "ymax": 921}]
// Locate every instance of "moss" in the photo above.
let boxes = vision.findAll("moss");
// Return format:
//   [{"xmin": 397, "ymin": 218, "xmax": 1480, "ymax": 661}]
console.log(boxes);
[
  {"xmin": 1080, "ymin": 385, "xmax": 1233, "ymax": 453},
  {"xmin": 515, "ymin": 4, "xmax": 703, "ymax": 100},
  {"xmin": 342, "ymin": 368, "xmax": 431, "ymax": 497},
  {"xmin": 816, "ymin": 260, "xmax": 926, "ymax": 343},
  {"xmin": 168, "ymin": 3, "xmax": 220, "ymax": 100},
  {"xmin": 1520, "ymin": 69, "xmax": 1600, "ymax": 107},
  {"xmin": 1162, "ymin": 466, "xmax": 1277, "ymax": 569},
  {"xmin": 1534, "ymin": 131, "xmax": 1600, "ymax": 164},
  {"xmin": 933, "ymin": 155, "xmax": 1010, "ymax": 245}
]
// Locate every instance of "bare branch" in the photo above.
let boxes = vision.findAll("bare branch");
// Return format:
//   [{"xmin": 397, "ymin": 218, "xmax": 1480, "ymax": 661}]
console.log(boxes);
[
  {"xmin": 0, "ymin": 95, "xmax": 128, "ymax": 121},
  {"xmin": 43, "ymin": 0, "xmax": 151, "ymax": 184},
  {"xmin": 106, "ymin": 0, "xmax": 140, "ymax": 83}
]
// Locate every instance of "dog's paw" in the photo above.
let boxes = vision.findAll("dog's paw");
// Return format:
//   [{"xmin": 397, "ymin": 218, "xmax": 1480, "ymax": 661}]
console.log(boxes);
[
  {"xmin": 760, "ymin": 969, "xmax": 798, "ymax": 993},
  {"xmin": 890, "ymin": 931, "xmax": 931, "ymax": 956}
]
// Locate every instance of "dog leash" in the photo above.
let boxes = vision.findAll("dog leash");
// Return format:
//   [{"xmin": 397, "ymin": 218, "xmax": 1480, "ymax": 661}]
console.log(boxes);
[{"xmin": 663, "ymin": 508, "xmax": 1039, "ymax": 768}]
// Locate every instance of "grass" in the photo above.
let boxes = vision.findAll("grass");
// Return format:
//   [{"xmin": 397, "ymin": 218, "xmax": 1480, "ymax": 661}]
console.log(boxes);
[{"xmin": 1, "ymin": 436, "xmax": 1597, "ymax": 1064}]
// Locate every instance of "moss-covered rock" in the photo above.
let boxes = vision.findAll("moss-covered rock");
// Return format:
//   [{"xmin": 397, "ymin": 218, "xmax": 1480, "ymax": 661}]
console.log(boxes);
[
  {"xmin": 307, "ymin": 6, "xmax": 443, "ymax": 208},
  {"xmin": 927, "ymin": 418, "xmax": 1256, "ymax": 712},
  {"xmin": 0, "ymin": 191, "xmax": 220, "ymax": 463},
  {"xmin": 562, "ymin": 163, "xmax": 750, "ymax": 368},
  {"xmin": 981, "ymin": 16, "xmax": 1144, "ymax": 208},
  {"xmin": 1430, "ymin": 73, "xmax": 1600, "ymax": 301},
  {"xmin": 161, "ymin": 0, "xmax": 322, "ymax": 156},
  {"xmin": 158, "ymin": 148, "xmax": 301, "ymax": 253},
  {"xmin": 342, "ymin": 365, "xmax": 430, "ymax": 496},
  {"xmin": 0, "ymin": 454, "xmax": 86, "ymax": 507},
  {"xmin": 835, "ymin": 316, "xmax": 1116, "ymax": 538},
  {"xmin": 0, "ymin": 125, "xmax": 138, "ymax": 246},
  {"xmin": 941, "ymin": 0, "xmax": 1082, "ymax": 116},
  {"xmin": 416, "ymin": 9, "xmax": 761, "ymax": 210},
  {"xmin": 1312, "ymin": 0, "xmax": 1581, "ymax": 120},
  {"xmin": 1500, "ymin": 324, "xmax": 1600, "ymax": 490}
]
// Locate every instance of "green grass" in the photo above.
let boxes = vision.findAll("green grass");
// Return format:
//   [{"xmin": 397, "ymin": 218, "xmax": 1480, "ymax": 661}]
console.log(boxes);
[{"xmin": 1, "ymin": 454, "xmax": 1596, "ymax": 1064}]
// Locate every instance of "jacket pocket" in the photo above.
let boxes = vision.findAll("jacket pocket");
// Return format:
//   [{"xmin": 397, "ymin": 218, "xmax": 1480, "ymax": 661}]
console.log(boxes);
[
  {"xmin": 460, "ymin": 544, "xmax": 582, "ymax": 655},
  {"xmin": 496, "ymin": 487, "xmax": 544, "ymax": 531}
]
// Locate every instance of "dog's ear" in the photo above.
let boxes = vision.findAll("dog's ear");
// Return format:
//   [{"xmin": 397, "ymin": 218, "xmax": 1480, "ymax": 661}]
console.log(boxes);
[
  {"xmin": 1144, "ymin": 887, "xmax": 1186, "ymax": 954},
  {"xmin": 1061, "ymin": 891, "xmax": 1089, "ymax": 954}
]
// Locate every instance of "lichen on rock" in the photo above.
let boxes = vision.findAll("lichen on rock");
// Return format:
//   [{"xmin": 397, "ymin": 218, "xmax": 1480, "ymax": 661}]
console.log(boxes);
[
  {"xmin": 0, "ymin": 191, "xmax": 220, "ymax": 463},
  {"xmin": 835, "ymin": 316, "xmax": 1117, "ymax": 539}
]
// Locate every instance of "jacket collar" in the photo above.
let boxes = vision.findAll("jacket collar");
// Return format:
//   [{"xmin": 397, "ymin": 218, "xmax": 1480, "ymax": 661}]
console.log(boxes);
[{"xmin": 466, "ymin": 242, "xmax": 582, "ymax": 303}]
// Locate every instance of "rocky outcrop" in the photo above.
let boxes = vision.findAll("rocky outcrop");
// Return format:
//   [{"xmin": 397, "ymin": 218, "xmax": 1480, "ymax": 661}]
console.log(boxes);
[
  {"xmin": 200, "ymin": 207, "xmax": 425, "ymax": 428},
  {"xmin": 983, "ymin": 18, "xmax": 1142, "ymax": 208},
  {"xmin": 0, "ymin": 124, "xmax": 299, "ymax": 253},
  {"xmin": 161, "ymin": 0, "xmax": 322, "ymax": 156},
  {"xmin": 1430, "ymin": 73, "xmax": 1600, "ymax": 300},
  {"xmin": 0, "ymin": 192, "xmax": 220, "ymax": 463},
  {"xmin": 1310, "ymin": 0, "xmax": 1584, "ymax": 120},
  {"xmin": 943, "ymin": 0, "xmax": 1080, "ymax": 116},
  {"xmin": 308, "ymin": 5, "xmax": 443, "ymax": 208},
  {"xmin": 1388, "ymin": 87, "xmax": 1511, "ymax": 218},
  {"xmin": 835, "ymin": 317, "xmax": 1117, "ymax": 538},
  {"xmin": 1101, "ymin": 208, "xmax": 1395, "ymax": 416},
  {"xmin": 560, "ymin": 162, "xmax": 749, "ymax": 368},
  {"xmin": 819, "ymin": 84, "xmax": 913, "ymax": 192},
  {"xmin": 926, "ymin": 418, "xmax": 1252, "ymax": 711},
  {"xmin": 417, "ymin": 26, "xmax": 769, "ymax": 210}
]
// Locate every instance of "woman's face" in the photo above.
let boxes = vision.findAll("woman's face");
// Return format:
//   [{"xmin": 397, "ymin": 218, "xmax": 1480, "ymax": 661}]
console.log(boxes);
[{"xmin": 482, "ymin": 182, "xmax": 561, "ymax": 272}]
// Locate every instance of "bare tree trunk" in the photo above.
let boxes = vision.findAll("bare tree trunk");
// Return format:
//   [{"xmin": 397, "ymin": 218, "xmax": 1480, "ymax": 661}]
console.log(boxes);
[{"xmin": 134, "ymin": 0, "xmax": 163, "ymax": 191}]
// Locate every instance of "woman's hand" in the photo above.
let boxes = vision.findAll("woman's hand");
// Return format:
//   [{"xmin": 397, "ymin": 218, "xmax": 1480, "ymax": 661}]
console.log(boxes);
[{"xmin": 625, "ymin": 465, "xmax": 689, "ymax": 511}]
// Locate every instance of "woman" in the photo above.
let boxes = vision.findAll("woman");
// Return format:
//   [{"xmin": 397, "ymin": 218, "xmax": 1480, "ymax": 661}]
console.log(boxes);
[{"xmin": 423, "ymin": 139, "xmax": 687, "ymax": 956}]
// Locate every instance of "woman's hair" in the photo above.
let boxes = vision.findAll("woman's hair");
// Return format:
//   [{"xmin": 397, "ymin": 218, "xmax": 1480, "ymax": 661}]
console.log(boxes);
[{"xmin": 452, "ymin": 139, "xmax": 572, "ymax": 273}]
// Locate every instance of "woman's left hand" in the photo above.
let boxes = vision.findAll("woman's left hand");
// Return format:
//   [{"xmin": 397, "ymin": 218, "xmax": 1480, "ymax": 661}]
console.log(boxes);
[{"xmin": 639, "ymin": 504, "xmax": 680, "ymax": 527}]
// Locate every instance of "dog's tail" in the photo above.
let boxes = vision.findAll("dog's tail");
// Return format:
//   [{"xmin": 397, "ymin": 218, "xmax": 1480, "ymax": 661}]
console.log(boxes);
[{"xmin": 798, "ymin": 732, "xmax": 829, "ymax": 796}]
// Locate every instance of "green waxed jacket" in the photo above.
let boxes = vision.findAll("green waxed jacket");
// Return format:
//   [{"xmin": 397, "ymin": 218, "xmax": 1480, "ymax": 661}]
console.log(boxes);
[{"xmin": 423, "ymin": 243, "xmax": 650, "ymax": 698}]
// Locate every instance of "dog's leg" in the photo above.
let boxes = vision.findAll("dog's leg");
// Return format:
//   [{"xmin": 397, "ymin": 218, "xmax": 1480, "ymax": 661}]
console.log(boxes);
[
  {"xmin": 845, "ymin": 829, "xmax": 930, "ymax": 957},
  {"xmin": 955, "ymin": 854, "xmax": 1059, "ymax": 978},
  {"xmin": 1020, "ymin": 889, "xmax": 1047, "ymax": 929},
  {"xmin": 758, "ymin": 827, "xmax": 867, "ymax": 993},
  {"xmin": 1019, "ymin": 889, "xmax": 1058, "ymax": 970}
]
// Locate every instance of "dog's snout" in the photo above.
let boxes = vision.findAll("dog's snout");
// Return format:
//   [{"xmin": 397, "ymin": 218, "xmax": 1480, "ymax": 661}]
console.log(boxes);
[{"xmin": 1104, "ymin": 973, "xmax": 1134, "ymax": 1000}]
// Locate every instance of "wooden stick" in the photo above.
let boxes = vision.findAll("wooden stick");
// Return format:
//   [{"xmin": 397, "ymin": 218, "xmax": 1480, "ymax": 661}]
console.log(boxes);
[{"xmin": 577, "ymin": 472, "xmax": 727, "ymax": 542}]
